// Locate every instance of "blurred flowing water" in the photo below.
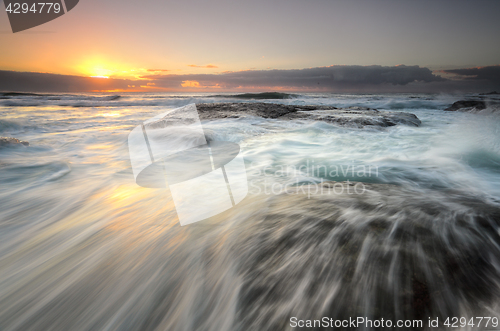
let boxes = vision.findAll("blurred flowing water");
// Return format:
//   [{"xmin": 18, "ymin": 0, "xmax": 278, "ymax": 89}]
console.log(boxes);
[{"xmin": 0, "ymin": 92, "xmax": 499, "ymax": 330}]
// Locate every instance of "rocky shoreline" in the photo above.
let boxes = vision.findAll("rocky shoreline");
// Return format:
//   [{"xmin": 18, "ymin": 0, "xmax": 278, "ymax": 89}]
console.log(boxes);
[
  {"xmin": 196, "ymin": 103, "xmax": 421, "ymax": 128},
  {"xmin": 445, "ymin": 96, "xmax": 500, "ymax": 112}
]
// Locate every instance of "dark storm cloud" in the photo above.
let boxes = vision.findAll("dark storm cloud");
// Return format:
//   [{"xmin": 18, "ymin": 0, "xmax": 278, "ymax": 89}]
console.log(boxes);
[
  {"xmin": 442, "ymin": 66, "xmax": 500, "ymax": 83},
  {"xmin": 2, "ymin": 65, "xmax": 500, "ymax": 93},
  {"xmin": 0, "ymin": 70, "xmax": 135, "ymax": 92},
  {"xmin": 145, "ymin": 65, "xmax": 445, "ymax": 89}
]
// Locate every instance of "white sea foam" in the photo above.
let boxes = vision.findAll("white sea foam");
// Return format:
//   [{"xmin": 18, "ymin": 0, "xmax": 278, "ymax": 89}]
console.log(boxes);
[{"xmin": 0, "ymin": 92, "xmax": 499, "ymax": 330}]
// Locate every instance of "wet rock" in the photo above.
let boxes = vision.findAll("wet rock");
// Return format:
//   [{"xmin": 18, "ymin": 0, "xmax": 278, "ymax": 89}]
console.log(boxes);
[
  {"xmin": 229, "ymin": 182, "xmax": 500, "ymax": 329},
  {"xmin": 196, "ymin": 103, "xmax": 421, "ymax": 127},
  {"xmin": 287, "ymin": 108, "xmax": 421, "ymax": 127},
  {"xmin": 196, "ymin": 103, "xmax": 330, "ymax": 120},
  {"xmin": 445, "ymin": 100, "xmax": 487, "ymax": 111},
  {"xmin": 0, "ymin": 137, "xmax": 29, "ymax": 147}
]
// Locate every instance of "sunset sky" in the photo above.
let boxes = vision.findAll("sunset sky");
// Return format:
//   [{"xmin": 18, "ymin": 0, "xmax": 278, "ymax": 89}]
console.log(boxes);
[{"xmin": 1, "ymin": 0, "xmax": 500, "ymax": 92}]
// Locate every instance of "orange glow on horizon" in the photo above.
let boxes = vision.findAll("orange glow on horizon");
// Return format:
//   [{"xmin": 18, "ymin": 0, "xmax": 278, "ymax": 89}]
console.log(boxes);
[
  {"xmin": 181, "ymin": 80, "xmax": 201, "ymax": 88},
  {"xmin": 75, "ymin": 57, "xmax": 150, "ymax": 80}
]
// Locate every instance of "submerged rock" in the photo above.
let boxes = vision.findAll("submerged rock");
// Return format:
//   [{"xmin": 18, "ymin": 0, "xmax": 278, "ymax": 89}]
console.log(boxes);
[
  {"xmin": 445, "ymin": 100, "xmax": 487, "ymax": 111},
  {"xmin": 221, "ymin": 181, "xmax": 500, "ymax": 329},
  {"xmin": 196, "ymin": 102, "xmax": 421, "ymax": 127},
  {"xmin": 0, "ymin": 137, "xmax": 29, "ymax": 147}
]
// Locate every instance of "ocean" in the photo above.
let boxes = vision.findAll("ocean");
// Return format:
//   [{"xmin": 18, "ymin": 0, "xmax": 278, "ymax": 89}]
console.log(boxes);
[{"xmin": 0, "ymin": 92, "xmax": 499, "ymax": 330}]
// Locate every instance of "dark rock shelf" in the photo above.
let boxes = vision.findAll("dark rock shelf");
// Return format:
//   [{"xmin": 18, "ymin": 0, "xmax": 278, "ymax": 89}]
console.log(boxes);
[{"xmin": 196, "ymin": 103, "xmax": 421, "ymax": 128}]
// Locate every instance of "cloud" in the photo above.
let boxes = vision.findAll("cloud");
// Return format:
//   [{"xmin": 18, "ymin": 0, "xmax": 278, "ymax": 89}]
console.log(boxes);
[
  {"xmin": 0, "ymin": 70, "xmax": 136, "ymax": 92},
  {"xmin": 1, "ymin": 65, "xmax": 499, "ymax": 93},
  {"xmin": 181, "ymin": 80, "xmax": 200, "ymax": 88},
  {"xmin": 187, "ymin": 64, "xmax": 219, "ymax": 69},
  {"xmin": 144, "ymin": 65, "xmax": 445, "ymax": 90},
  {"xmin": 147, "ymin": 69, "xmax": 170, "ymax": 72},
  {"xmin": 441, "ymin": 65, "xmax": 500, "ymax": 83}
]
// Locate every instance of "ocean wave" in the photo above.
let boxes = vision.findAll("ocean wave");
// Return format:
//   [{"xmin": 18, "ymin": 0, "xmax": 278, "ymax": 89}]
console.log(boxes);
[
  {"xmin": 0, "ymin": 92, "xmax": 456, "ymax": 110},
  {"xmin": 0, "ymin": 92, "xmax": 51, "ymax": 97},
  {"xmin": 1, "ymin": 93, "xmax": 500, "ymax": 330},
  {"xmin": 0, "ymin": 119, "xmax": 23, "ymax": 132},
  {"xmin": 211, "ymin": 92, "xmax": 300, "ymax": 99},
  {"xmin": 1, "ymin": 180, "xmax": 498, "ymax": 330},
  {"xmin": 0, "ymin": 161, "xmax": 71, "ymax": 186}
]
